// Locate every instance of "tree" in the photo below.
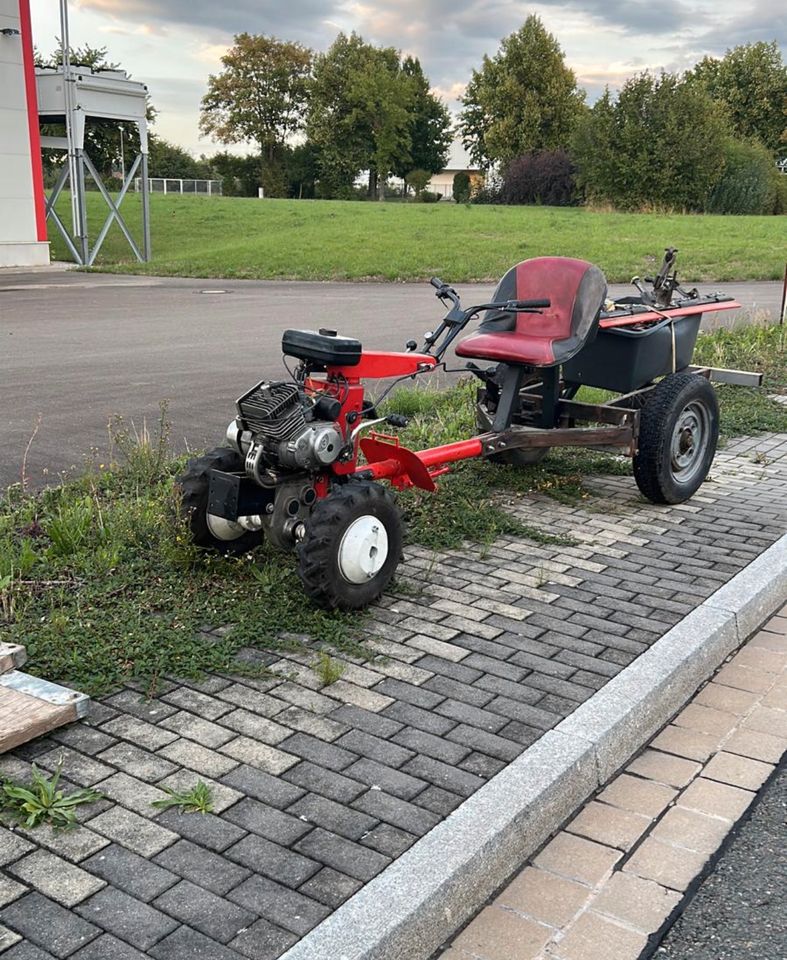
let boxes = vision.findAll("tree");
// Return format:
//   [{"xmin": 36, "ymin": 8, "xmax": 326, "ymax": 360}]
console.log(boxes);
[
  {"xmin": 405, "ymin": 169, "xmax": 431, "ymax": 196},
  {"xmin": 688, "ymin": 42, "xmax": 787, "ymax": 154},
  {"xmin": 571, "ymin": 72, "xmax": 728, "ymax": 211},
  {"xmin": 501, "ymin": 149, "xmax": 576, "ymax": 205},
  {"xmin": 459, "ymin": 15, "xmax": 586, "ymax": 169},
  {"xmin": 200, "ymin": 34, "xmax": 312, "ymax": 196},
  {"xmin": 393, "ymin": 57, "xmax": 452, "ymax": 182},
  {"xmin": 147, "ymin": 136, "xmax": 211, "ymax": 179},
  {"xmin": 307, "ymin": 32, "xmax": 414, "ymax": 198},
  {"xmin": 453, "ymin": 171, "xmax": 471, "ymax": 202}
]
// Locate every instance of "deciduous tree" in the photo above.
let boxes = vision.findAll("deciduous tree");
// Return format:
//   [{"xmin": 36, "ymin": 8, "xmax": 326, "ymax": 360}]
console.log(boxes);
[{"xmin": 459, "ymin": 15, "xmax": 585, "ymax": 168}]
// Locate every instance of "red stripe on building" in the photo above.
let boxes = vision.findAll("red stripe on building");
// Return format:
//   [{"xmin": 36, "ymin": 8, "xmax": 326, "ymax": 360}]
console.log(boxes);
[{"xmin": 18, "ymin": 0, "xmax": 47, "ymax": 242}]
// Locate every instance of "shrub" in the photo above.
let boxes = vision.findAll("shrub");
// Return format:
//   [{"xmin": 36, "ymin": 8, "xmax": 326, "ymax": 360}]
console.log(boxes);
[
  {"xmin": 707, "ymin": 139, "xmax": 778, "ymax": 214},
  {"xmin": 452, "ymin": 171, "xmax": 471, "ymax": 202},
  {"xmin": 418, "ymin": 190, "xmax": 441, "ymax": 203},
  {"xmin": 405, "ymin": 168, "xmax": 431, "ymax": 196},
  {"xmin": 501, "ymin": 149, "xmax": 577, "ymax": 205}
]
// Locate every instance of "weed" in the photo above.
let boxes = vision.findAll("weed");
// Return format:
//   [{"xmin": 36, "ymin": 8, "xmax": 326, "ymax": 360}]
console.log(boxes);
[
  {"xmin": 1, "ymin": 761, "xmax": 102, "ymax": 830},
  {"xmin": 151, "ymin": 781, "xmax": 214, "ymax": 814},
  {"xmin": 315, "ymin": 651, "xmax": 345, "ymax": 686}
]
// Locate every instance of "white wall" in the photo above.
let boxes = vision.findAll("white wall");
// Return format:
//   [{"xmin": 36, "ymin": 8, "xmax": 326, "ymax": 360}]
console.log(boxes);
[{"xmin": 0, "ymin": 0, "xmax": 49, "ymax": 267}]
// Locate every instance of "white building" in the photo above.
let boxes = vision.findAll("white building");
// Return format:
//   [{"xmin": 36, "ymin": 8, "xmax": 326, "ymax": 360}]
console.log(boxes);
[
  {"xmin": 0, "ymin": 0, "xmax": 48, "ymax": 267},
  {"xmin": 427, "ymin": 139, "xmax": 482, "ymax": 199}
]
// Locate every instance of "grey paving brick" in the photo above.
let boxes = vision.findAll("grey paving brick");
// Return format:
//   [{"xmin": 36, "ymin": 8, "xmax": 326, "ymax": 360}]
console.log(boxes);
[
  {"xmin": 554, "ymin": 649, "xmax": 623, "ymax": 677},
  {"xmin": 327, "ymin": 704, "xmax": 404, "ymax": 739},
  {"xmin": 486, "ymin": 695, "xmax": 561, "ymax": 730},
  {"xmin": 220, "ymin": 736, "xmax": 297, "ymax": 774},
  {"xmin": 2, "ymin": 893, "xmax": 100, "ymax": 958},
  {"xmin": 103, "ymin": 691, "xmax": 178, "ymax": 724},
  {"xmin": 434, "ymin": 697, "xmax": 509, "ymax": 733},
  {"xmin": 219, "ymin": 709, "xmax": 290, "ymax": 745},
  {"xmin": 497, "ymin": 720, "xmax": 543, "ymax": 748},
  {"xmin": 157, "ymin": 739, "xmax": 239, "ymax": 778},
  {"xmin": 461, "ymin": 752, "xmax": 506, "ymax": 778},
  {"xmin": 156, "ymin": 770, "xmax": 242, "ymax": 814},
  {"xmin": 101, "ymin": 716, "xmax": 178, "ymax": 751},
  {"xmin": 221, "ymin": 764, "xmax": 305, "ymax": 809},
  {"xmin": 35, "ymin": 748, "xmax": 113, "ymax": 788},
  {"xmin": 288, "ymin": 793, "xmax": 377, "ymax": 841},
  {"xmin": 1, "ymin": 942, "xmax": 55, "ymax": 960},
  {"xmin": 75, "ymin": 887, "xmax": 178, "ymax": 951},
  {"xmin": 222, "ymin": 797, "xmax": 311, "ymax": 845},
  {"xmin": 343, "ymin": 757, "xmax": 427, "ymax": 800},
  {"xmin": 87, "ymin": 807, "xmax": 177, "ymax": 858},
  {"xmin": 70, "ymin": 934, "xmax": 148, "ymax": 960},
  {"xmin": 411, "ymin": 655, "xmax": 483, "ymax": 685},
  {"xmin": 226, "ymin": 834, "xmax": 321, "ymax": 887},
  {"xmin": 153, "ymin": 879, "xmax": 255, "ymax": 943},
  {"xmin": 401, "ymin": 754, "xmax": 484, "ymax": 797},
  {"xmin": 149, "ymin": 926, "xmax": 242, "ymax": 960},
  {"xmin": 93, "ymin": 772, "xmax": 170, "ymax": 815},
  {"xmin": 158, "ymin": 711, "xmax": 236, "ymax": 748},
  {"xmin": 473, "ymin": 673, "xmax": 546, "ymax": 703},
  {"xmin": 0, "ymin": 830, "xmax": 34, "ymax": 867},
  {"xmin": 228, "ymin": 874, "xmax": 330, "ymax": 935},
  {"xmin": 7, "ymin": 850, "xmax": 105, "ymax": 907},
  {"xmin": 0, "ymin": 874, "xmax": 27, "ymax": 908},
  {"xmin": 277, "ymin": 732, "xmax": 357, "ymax": 771},
  {"xmin": 294, "ymin": 827, "xmax": 389, "ymax": 882},
  {"xmin": 382, "ymin": 701, "xmax": 456, "ymax": 736},
  {"xmin": 154, "ymin": 808, "xmax": 245, "ymax": 853},
  {"xmin": 444, "ymin": 723, "xmax": 522, "ymax": 762},
  {"xmin": 391, "ymin": 726, "xmax": 471, "ymax": 765},
  {"xmin": 162, "ymin": 687, "xmax": 233, "ymax": 720},
  {"xmin": 421, "ymin": 674, "xmax": 495, "ymax": 707},
  {"xmin": 230, "ymin": 919, "xmax": 298, "ymax": 960},
  {"xmin": 152, "ymin": 839, "xmax": 250, "ymax": 897},
  {"xmin": 353, "ymin": 788, "xmax": 442, "ymax": 835},
  {"xmin": 83, "ymin": 844, "xmax": 178, "ymax": 903},
  {"xmin": 360, "ymin": 822, "xmax": 417, "ymax": 858},
  {"xmin": 298, "ymin": 867, "xmax": 363, "ymax": 908},
  {"xmin": 371, "ymin": 677, "xmax": 444, "ymax": 709},
  {"xmin": 96, "ymin": 743, "xmax": 178, "ymax": 783},
  {"xmin": 274, "ymin": 706, "xmax": 347, "ymax": 742},
  {"xmin": 335, "ymin": 728, "xmax": 414, "ymax": 768},
  {"xmin": 51, "ymin": 726, "xmax": 117, "ymax": 756},
  {"xmin": 282, "ymin": 760, "xmax": 365, "ymax": 804},
  {"xmin": 14, "ymin": 823, "xmax": 109, "ymax": 865}
]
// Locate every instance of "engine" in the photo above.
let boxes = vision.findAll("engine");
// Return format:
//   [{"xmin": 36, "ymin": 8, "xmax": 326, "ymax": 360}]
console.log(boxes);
[{"xmin": 228, "ymin": 380, "xmax": 345, "ymax": 479}]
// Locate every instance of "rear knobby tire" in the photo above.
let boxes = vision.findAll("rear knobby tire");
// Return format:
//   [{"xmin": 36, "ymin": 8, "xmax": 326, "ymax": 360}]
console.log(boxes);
[
  {"xmin": 633, "ymin": 373, "xmax": 719, "ymax": 504},
  {"xmin": 176, "ymin": 447, "xmax": 264, "ymax": 555},
  {"xmin": 297, "ymin": 480, "xmax": 403, "ymax": 610}
]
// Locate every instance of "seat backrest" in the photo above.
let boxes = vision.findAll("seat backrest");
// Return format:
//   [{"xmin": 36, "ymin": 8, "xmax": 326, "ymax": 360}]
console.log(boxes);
[{"xmin": 479, "ymin": 256, "xmax": 607, "ymax": 361}]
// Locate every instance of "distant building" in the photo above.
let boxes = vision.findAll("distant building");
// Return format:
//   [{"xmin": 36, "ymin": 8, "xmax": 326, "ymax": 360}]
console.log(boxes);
[{"xmin": 427, "ymin": 140, "xmax": 483, "ymax": 199}]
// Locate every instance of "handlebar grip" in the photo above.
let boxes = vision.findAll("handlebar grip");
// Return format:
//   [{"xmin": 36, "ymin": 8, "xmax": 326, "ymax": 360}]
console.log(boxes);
[
  {"xmin": 512, "ymin": 299, "xmax": 551, "ymax": 309},
  {"xmin": 430, "ymin": 277, "xmax": 445, "ymax": 290}
]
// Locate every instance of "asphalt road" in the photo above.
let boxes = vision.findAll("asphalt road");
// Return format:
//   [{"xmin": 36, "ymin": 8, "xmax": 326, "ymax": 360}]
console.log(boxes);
[
  {"xmin": 0, "ymin": 270, "xmax": 782, "ymax": 491},
  {"xmin": 655, "ymin": 764, "xmax": 786, "ymax": 960}
]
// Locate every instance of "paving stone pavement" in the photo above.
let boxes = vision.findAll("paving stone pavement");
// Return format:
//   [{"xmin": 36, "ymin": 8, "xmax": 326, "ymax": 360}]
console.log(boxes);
[{"xmin": 1, "ymin": 434, "xmax": 785, "ymax": 960}]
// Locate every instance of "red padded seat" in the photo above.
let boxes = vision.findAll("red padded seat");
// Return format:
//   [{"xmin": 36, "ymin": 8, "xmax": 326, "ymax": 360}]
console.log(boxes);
[{"xmin": 456, "ymin": 257, "xmax": 607, "ymax": 367}]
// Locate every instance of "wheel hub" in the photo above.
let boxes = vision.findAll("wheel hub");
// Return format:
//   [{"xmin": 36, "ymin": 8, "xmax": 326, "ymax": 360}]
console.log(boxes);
[
  {"xmin": 206, "ymin": 513, "xmax": 245, "ymax": 541},
  {"xmin": 670, "ymin": 402, "xmax": 708, "ymax": 482},
  {"xmin": 338, "ymin": 515, "xmax": 389, "ymax": 584}
]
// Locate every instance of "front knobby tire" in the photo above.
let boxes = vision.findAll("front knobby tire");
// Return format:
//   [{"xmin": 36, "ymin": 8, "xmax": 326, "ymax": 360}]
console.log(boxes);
[
  {"xmin": 297, "ymin": 480, "xmax": 403, "ymax": 610},
  {"xmin": 176, "ymin": 447, "xmax": 264, "ymax": 555},
  {"xmin": 633, "ymin": 373, "xmax": 719, "ymax": 504}
]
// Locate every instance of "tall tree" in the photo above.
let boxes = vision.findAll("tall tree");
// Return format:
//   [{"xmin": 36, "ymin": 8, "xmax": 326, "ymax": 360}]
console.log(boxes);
[
  {"xmin": 459, "ymin": 15, "xmax": 586, "ymax": 168},
  {"xmin": 687, "ymin": 41, "xmax": 787, "ymax": 154},
  {"xmin": 200, "ymin": 34, "xmax": 312, "ymax": 195},
  {"xmin": 572, "ymin": 72, "xmax": 728, "ymax": 211},
  {"xmin": 393, "ymin": 57, "xmax": 452, "ymax": 183},
  {"xmin": 307, "ymin": 32, "xmax": 414, "ymax": 198}
]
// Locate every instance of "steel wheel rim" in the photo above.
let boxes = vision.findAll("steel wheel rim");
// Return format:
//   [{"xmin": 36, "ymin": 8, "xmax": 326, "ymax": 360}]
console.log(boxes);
[
  {"xmin": 206, "ymin": 513, "xmax": 246, "ymax": 541},
  {"xmin": 670, "ymin": 400, "xmax": 709, "ymax": 484},
  {"xmin": 338, "ymin": 515, "xmax": 389, "ymax": 584}
]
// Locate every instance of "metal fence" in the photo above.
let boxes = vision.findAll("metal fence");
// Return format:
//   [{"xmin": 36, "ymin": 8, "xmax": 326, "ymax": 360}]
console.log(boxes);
[{"xmin": 133, "ymin": 177, "xmax": 223, "ymax": 195}]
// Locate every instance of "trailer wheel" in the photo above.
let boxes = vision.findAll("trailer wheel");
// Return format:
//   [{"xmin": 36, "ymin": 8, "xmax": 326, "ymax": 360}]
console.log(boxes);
[
  {"xmin": 297, "ymin": 481, "xmax": 403, "ymax": 610},
  {"xmin": 176, "ymin": 447, "xmax": 264, "ymax": 555},
  {"xmin": 634, "ymin": 374, "xmax": 719, "ymax": 504}
]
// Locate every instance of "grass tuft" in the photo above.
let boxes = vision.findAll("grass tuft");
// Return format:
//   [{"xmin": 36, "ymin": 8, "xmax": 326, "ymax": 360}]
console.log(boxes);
[
  {"xmin": 151, "ymin": 781, "xmax": 214, "ymax": 815},
  {"xmin": 1, "ymin": 760, "xmax": 102, "ymax": 830}
]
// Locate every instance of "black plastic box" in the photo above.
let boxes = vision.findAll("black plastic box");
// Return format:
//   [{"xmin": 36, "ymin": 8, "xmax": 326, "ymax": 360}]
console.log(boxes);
[
  {"xmin": 562, "ymin": 312, "xmax": 702, "ymax": 393},
  {"xmin": 282, "ymin": 329, "xmax": 362, "ymax": 368}
]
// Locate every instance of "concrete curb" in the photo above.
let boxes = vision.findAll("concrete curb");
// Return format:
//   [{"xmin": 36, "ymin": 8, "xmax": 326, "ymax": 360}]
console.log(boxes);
[{"xmin": 280, "ymin": 533, "xmax": 787, "ymax": 960}]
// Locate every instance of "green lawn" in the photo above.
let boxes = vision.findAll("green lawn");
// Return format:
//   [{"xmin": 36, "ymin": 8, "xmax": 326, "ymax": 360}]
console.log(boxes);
[{"xmin": 50, "ymin": 192, "xmax": 785, "ymax": 283}]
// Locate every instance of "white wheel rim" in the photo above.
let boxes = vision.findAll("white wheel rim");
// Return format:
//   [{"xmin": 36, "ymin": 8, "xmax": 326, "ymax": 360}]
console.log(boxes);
[
  {"xmin": 206, "ymin": 513, "xmax": 246, "ymax": 541},
  {"xmin": 338, "ymin": 515, "xmax": 389, "ymax": 584}
]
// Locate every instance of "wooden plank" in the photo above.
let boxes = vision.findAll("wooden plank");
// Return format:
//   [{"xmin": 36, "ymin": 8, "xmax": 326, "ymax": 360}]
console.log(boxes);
[
  {"xmin": 0, "ymin": 643, "xmax": 27, "ymax": 675},
  {"xmin": 0, "ymin": 671, "xmax": 89, "ymax": 754}
]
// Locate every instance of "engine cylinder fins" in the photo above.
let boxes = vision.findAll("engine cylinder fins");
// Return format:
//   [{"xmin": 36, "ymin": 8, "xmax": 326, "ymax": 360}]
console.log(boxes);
[{"xmin": 237, "ymin": 381, "xmax": 306, "ymax": 441}]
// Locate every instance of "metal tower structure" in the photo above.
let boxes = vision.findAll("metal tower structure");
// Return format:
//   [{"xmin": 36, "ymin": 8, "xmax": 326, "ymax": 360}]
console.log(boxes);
[{"xmin": 36, "ymin": 0, "xmax": 151, "ymax": 265}]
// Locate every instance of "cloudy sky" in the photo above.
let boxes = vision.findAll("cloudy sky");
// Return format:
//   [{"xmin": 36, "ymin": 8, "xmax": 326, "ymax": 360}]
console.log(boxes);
[{"xmin": 30, "ymin": 0, "xmax": 785, "ymax": 156}]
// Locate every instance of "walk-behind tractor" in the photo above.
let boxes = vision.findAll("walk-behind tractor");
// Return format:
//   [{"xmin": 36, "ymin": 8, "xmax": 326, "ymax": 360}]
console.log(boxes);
[{"xmin": 177, "ymin": 250, "xmax": 761, "ymax": 609}]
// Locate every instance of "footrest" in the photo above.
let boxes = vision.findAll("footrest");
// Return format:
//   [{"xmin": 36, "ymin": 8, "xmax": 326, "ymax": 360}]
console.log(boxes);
[{"xmin": 0, "ymin": 671, "xmax": 90, "ymax": 754}]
